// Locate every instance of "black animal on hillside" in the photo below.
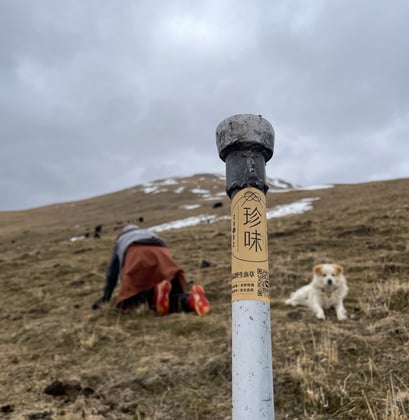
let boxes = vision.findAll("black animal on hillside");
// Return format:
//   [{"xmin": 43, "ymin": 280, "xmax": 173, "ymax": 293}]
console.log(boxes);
[{"xmin": 94, "ymin": 225, "xmax": 102, "ymax": 239}]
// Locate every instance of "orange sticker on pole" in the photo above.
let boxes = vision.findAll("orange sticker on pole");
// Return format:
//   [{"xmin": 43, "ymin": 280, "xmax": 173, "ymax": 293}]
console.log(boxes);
[{"xmin": 231, "ymin": 187, "xmax": 270, "ymax": 302}]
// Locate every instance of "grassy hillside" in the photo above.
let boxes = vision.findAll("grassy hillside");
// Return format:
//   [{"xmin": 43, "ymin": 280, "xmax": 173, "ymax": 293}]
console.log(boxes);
[{"xmin": 1, "ymin": 174, "xmax": 409, "ymax": 419}]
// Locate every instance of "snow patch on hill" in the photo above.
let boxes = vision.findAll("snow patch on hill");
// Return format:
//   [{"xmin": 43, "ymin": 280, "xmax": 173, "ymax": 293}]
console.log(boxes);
[
  {"xmin": 150, "ymin": 197, "xmax": 319, "ymax": 232},
  {"xmin": 266, "ymin": 198, "xmax": 319, "ymax": 219}
]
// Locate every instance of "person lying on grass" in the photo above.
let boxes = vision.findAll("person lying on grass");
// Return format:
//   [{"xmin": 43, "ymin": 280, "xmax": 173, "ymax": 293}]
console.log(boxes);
[{"xmin": 92, "ymin": 224, "xmax": 210, "ymax": 316}]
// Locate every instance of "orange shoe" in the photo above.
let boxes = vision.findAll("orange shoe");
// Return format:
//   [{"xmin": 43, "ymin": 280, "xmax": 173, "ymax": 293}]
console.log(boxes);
[
  {"xmin": 188, "ymin": 285, "xmax": 210, "ymax": 316},
  {"xmin": 154, "ymin": 280, "xmax": 172, "ymax": 315}
]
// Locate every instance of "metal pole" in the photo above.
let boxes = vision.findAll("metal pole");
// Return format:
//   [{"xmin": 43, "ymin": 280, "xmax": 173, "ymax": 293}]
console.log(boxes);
[{"xmin": 216, "ymin": 114, "xmax": 275, "ymax": 419}]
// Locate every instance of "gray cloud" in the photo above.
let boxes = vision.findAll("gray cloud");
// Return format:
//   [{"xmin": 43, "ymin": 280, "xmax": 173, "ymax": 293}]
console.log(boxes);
[{"xmin": 1, "ymin": 0, "xmax": 408, "ymax": 210}]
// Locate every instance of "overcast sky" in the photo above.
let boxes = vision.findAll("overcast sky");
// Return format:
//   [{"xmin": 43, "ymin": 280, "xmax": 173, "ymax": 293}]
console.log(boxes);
[{"xmin": 1, "ymin": 0, "xmax": 408, "ymax": 210}]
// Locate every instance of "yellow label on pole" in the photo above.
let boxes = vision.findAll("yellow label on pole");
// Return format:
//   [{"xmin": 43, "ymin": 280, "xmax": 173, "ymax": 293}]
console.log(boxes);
[{"xmin": 231, "ymin": 187, "xmax": 270, "ymax": 302}]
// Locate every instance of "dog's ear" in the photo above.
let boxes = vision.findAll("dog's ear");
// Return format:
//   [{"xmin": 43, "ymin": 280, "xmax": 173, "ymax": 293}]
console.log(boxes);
[
  {"xmin": 313, "ymin": 265, "xmax": 322, "ymax": 275},
  {"xmin": 334, "ymin": 264, "xmax": 343, "ymax": 275}
]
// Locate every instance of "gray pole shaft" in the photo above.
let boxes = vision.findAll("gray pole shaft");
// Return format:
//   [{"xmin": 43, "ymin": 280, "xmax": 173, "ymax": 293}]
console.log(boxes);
[
  {"xmin": 216, "ymin": 114, "xmax": 275, "ymax": 420},
  {"xmin": 232, "ymin": 301, "xmax": 274, "ymax": 418}
]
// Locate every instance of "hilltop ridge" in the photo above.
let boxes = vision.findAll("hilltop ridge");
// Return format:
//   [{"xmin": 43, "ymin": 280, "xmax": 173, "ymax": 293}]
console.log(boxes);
[{"xmin": 0, "ymin": 173, "xmax": 300, "ymax": 236}]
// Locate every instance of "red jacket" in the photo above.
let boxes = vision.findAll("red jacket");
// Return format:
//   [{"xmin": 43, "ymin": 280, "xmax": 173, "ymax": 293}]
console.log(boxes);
[{"xmin": 116, "ymin": 243, "xmax": 187, "ymax": 306}]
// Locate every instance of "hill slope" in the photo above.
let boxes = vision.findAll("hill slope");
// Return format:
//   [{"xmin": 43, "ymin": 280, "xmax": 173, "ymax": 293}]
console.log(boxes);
[{"xmin": 1, "ymin": 175, "xmax": 409, "ymax": 419}]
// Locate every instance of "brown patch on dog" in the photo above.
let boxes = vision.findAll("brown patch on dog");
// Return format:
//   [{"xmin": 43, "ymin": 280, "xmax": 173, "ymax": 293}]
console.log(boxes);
[
  {"xmin": 313, "ymin": 264, "xmax": 323, "ymax": 275},
  {"xmin": 334, "ymin": 264, "xmax": 344, "ymax": 275}
]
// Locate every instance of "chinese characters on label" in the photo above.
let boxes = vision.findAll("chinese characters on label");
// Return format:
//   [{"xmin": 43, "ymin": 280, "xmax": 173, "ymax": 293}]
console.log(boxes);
[
  {"xmin": 231, "ymin": 188, "xmax": 270, "ymax": 303},
  {"xmin": 231, "ymin": 268, "xmax": 269, "ymax": 298}
]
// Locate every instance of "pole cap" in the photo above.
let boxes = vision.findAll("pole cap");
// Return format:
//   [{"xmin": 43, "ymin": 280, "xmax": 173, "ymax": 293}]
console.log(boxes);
[{"xmin": 216, "ymin": 114, "xmax": 275, "ymax": 162}]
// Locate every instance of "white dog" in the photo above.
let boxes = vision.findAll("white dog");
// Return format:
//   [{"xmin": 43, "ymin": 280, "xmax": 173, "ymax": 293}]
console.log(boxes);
[{"xmin": 285, "ymin": 264, "xmax": 348, "ymax": 320}]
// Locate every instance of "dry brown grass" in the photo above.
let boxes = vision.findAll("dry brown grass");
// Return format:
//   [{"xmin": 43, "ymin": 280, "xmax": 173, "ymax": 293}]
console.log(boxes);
[{"xmin": 1, "ymin": 174, "xmax": 409, "ymax": 419}]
